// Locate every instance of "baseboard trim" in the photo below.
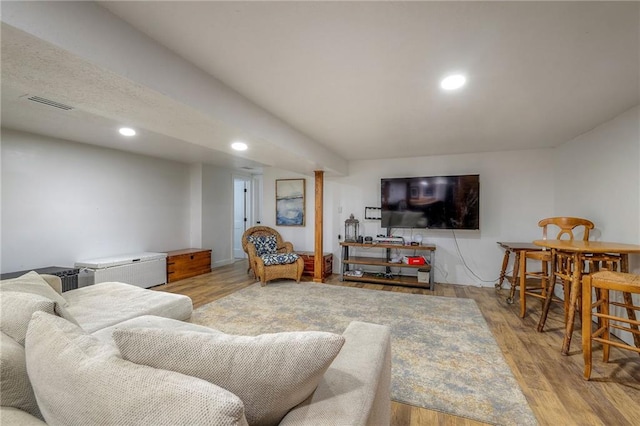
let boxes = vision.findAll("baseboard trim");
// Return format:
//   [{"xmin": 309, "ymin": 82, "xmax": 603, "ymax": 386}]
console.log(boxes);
[{"xmin": 213, "ymin": 258, "xmax": 236, "ymax": 268}]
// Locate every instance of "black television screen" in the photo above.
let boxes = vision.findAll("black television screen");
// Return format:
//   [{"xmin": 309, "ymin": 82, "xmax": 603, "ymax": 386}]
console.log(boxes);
[{"xmin": 381, "ymin": 175, "xmax": 479, "ymax": 229}]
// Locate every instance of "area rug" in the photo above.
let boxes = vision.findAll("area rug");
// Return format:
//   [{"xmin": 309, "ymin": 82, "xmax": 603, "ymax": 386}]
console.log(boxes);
[{"xmin": 191, "ymin": 282, "xmax": 537, "ymax": 425}]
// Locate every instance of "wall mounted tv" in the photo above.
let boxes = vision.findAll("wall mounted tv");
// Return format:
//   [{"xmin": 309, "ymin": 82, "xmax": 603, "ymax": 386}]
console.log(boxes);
[{"xmin": 381, "ymin": 174, "xmax": 480, "ymax": 229}]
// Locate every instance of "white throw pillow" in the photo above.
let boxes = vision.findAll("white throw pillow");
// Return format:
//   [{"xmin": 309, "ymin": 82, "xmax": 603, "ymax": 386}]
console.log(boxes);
[
  {"xmin": 114, "ymin": 327, "xmax": 345, "ymax": 426},
  {"xmin": 0, "ymin": 291, "xmax": 76, "ymax": 345},
  {"xmin": 0, "ymin": 332, "xmax": 42, "ymax": 419},
  {"xmin": 0, "ymin": 271, "xmax": 69, "ymax": 307},
  {"xmin": 25, "ymin": 312, "xmax": 248, "ymax": 426}
]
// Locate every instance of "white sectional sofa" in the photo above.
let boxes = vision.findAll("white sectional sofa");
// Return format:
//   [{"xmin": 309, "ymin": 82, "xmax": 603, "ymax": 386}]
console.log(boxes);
[{"xmin": 0, "ymin": 272, "xmax": 392, "ymax": 425}]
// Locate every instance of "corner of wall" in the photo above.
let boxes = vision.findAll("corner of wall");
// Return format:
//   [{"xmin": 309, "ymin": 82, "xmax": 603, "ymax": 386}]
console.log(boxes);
[{"xmin": 189, "ymin": 163, "xmax": 204, "ymax": 248}]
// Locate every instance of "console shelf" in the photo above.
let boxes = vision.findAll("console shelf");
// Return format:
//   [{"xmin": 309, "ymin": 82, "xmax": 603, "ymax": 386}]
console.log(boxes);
[{"xmin": 340, "ymin": 242, "xmax": 436, "ymax": 290}]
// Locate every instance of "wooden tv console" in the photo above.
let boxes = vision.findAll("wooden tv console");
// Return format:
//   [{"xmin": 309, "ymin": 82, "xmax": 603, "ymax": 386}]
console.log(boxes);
[{"xmin": 339, "ymin": 242, "xmax": 436, "ymax": 290}]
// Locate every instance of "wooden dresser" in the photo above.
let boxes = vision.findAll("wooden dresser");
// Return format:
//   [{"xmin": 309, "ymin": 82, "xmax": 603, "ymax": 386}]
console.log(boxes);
[
  {"xmin": 166, "ymin": 248, "xmax": 212, "ymax": 283},
  {"xmin": 298, "ymin": 251, "xmax": 333, "ymax": 279}
]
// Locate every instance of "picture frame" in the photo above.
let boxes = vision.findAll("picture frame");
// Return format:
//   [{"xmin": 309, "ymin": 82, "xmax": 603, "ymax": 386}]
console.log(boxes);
[{"xmin": 276, "ymin": 178, "xmax": 305, "ymax": 226}]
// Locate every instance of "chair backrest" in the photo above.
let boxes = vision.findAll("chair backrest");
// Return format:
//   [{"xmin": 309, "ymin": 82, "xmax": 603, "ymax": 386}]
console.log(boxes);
[
  {"xmin": 538, "ymin": 217, "xmax": 594, "ymax": 241},
  {"xmin": 241, "ymin": 226, "xmax": 285, "ymax": 255}
]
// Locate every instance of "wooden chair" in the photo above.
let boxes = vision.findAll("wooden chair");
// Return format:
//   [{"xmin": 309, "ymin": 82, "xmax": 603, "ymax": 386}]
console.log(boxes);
[
  {"xmin": 242, "ymin": 226, "xmax": 285, "ymax": 277},
  {"xmin": 582, "ymin": 271, "xmax": 640, "ymax": 380},
  {"xmin": 518, "ymin": 217, "xmax": 594, "ymax": 327},
  {"xmin": 241, "ymin": 226, "xmax": 304, "ymax": 286}
]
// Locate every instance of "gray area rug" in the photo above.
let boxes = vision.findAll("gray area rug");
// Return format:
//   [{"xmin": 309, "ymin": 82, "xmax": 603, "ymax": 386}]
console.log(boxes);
[{"xmin": 192, "ymin": 282, "xmax": 537, "ymax": 425}]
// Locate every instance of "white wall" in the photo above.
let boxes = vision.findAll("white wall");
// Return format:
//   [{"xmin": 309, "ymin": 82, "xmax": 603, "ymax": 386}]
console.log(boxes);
[
  {"xmin": 1, "ymin": 129, "xmax": 243, "ymax": 273},
  {"xmin": 189, "ymin": 163, "xmax": 203, "ymax": 248},
  {"xmin": 262, "ymin": 149, "xmax": 555, "ymax": 286},
  {"xmin": 262, "ymin": 169, "xmax": 314, "ymax": 250},
  {"xmin": 0, "ymin": 129, "xmax": 191, "ymax": 272},
  {"xmin": 261, "ymin": 106, "xmax": 639, "ymax": 287},
  {"xmin": 262, "ymin": 168, "xmax": 337, "ymax": 259},
  {"xmin": 555, "ymin": 105, "xmax": 640, "ymax": 345},
  {"xmin": 4, "ymin": 105, "xmax": 637, "ymax": 285},
  {"xmin": 555, "ymin": 105, "xmax": 640, "ymax": 271},
  {"xmin": 332, "ymin": 150, "xmax": 556, "ymax": 286},
  {"xmin": 201, "ymin": 164, "xmax": 236, "ymax": 267}
]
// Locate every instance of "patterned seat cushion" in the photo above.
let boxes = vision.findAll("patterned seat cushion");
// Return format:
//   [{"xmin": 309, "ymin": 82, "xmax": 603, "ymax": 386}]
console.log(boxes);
[
  {"xmin": 248, "ymin": 235, "xmax": 278, "ymax": 256},
  {"xmin": 260, "ymin": 253, "xmax": 300, "ymax": 266}
]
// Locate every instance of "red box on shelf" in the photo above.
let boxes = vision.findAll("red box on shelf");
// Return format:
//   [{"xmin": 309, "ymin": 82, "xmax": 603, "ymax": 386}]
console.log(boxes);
[{"xmin": 405, "ymin": 256, "xmax": 426, "ymax": 265}]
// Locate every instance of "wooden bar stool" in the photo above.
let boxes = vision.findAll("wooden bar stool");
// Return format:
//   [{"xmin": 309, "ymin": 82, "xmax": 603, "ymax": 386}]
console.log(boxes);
[
  {"xmin": 581, "ymin": 271, "xmax": 640, "ymax": 380},
  {"xmin": 519, "ymin": 217, "xmax": 593, "ymax": 324}
]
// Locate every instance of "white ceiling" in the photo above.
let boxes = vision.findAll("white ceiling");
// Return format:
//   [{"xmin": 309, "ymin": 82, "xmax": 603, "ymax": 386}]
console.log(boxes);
[{"xmin": 2, "ymin": 1, "xmax": 639, "ymax": 174}]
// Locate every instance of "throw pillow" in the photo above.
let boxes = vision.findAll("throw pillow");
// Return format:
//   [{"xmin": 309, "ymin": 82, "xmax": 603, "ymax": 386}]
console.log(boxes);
[
  {"xmin": 248, "ymin": 235, "xmax": 278, "ymax": 256},
  {"xmin": 114, "ymin": 328, "xmax": 345, "ymax": 426},
  {"xmin": 0, "ymin": 271, "xmax": 69, "ymax": 307},
  {"xmin": 0, "ymin": 332, "xmax": 42, "ymax": 419},
  {"xmin": 260, "ymin": 252, "xmax": 300, "ymax": 266},
  {"xmin": 39, "ymin": 274, "xmax": 63, "ymax": 295},
  {"xmin": 25, "ymin": 312, "xmax": 248, "ymax": 426},
  {"xmin": 0, "ymin": 291, "xmax": 76, "ymax": 345}
]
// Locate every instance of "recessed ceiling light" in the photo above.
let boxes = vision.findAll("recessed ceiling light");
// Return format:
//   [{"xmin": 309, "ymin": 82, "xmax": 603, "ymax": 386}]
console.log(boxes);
[
  {"xmin": 231, "ymin": 141, "xmax": 248, "ymax": 151},
  {"xmin": 118, "ymin": 127, "xmax": 136, "ymax": 136},
  {"xmin": 440, "ymin": 74, "xmax": 467, "ymax": 91}
]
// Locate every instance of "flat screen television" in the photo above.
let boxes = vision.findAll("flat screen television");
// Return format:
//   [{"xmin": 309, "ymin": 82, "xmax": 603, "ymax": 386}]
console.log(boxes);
[{"xmin": 381, "ymin": 174, "xmax": 479, "ymax": 229}]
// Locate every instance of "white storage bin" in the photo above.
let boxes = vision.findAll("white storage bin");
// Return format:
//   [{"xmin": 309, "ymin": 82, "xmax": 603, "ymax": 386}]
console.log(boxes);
[
  {"xmin": 417, "ymin": 268, "xmax": 430, "ymax": 284},
  {"xmin": 75, "ymin": 252, "xmax": 167, "ymax": 289}
]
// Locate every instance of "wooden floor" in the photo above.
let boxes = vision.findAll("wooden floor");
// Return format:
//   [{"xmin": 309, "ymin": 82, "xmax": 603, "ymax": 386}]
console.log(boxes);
[{"xmin": 154, "ymin": 260, "xmax": 640, "ymax": 426}]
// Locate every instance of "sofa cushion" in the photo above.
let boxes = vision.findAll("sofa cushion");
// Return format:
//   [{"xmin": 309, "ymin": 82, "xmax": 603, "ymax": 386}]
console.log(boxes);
[
  {"xmin": 114, "ymin": 327, "xmax": 345, "ymax": 426},
  {"xmin": 62, "ymin": 282, "xmax": 193, "ymax": 333},
  {"xmin": 0, "ymin": 291, "xmax": 76, "ymax": 345},
  {"xmin": 39, "ymin": 275, "xmax": 63, "ymax": 296},
  {"xmin": 91, "ymin": 315, "xmax": 223, "ymax": 347},
  {"xmin": 279, "ymin": 321, "xmax": 392, "ymax": 426},
  {"xmin": 25, "ymin": 312, "xmax": 248, "ymax": 426},
  {"xmin": 0, "ymin": 332, "xmax": 42, "ymax": 419},
  {"xmin": 260, "ymin": 252, "xmax": 300, "ymax": 266},
  {"xmin": 0, "ymin": 407, "xmax": 47, "ymax": 425},
  {"xmin": 248, "ymin": 235, "xmax": 278, "ymax": 256},
  {"xmin": 0, "ymin": 271, "xmax": 69, "ymax": 308}
]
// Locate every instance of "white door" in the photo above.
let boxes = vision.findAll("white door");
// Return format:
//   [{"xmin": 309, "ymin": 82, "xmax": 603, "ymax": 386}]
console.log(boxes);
[{"xmin": 233, "ymin": 177, "xmax": 251, "ymax": 259}]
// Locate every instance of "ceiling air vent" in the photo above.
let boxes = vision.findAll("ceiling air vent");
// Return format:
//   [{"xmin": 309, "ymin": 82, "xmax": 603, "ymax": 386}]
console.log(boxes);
[{"xmin": 26, "ymin": 96, "xmax": 74, "ymax": 111}]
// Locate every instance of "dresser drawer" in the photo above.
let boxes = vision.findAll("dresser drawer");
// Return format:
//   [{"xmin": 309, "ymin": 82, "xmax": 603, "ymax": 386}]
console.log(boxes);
[{"xmin": 166, "ymin": 249, "xmax": 212, "ymax": 282}]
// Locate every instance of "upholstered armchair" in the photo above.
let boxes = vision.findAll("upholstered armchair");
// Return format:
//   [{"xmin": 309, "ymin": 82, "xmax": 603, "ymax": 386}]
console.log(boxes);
[{"xmin": 241, "ymin": 226, "xmax": 304, "ymax": 286}]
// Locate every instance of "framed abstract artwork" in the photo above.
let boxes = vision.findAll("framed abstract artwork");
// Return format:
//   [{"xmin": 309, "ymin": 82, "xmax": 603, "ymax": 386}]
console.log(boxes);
[{"xmin": 275, "ymin": 178, "xmax": 305, "ymax": 226}]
